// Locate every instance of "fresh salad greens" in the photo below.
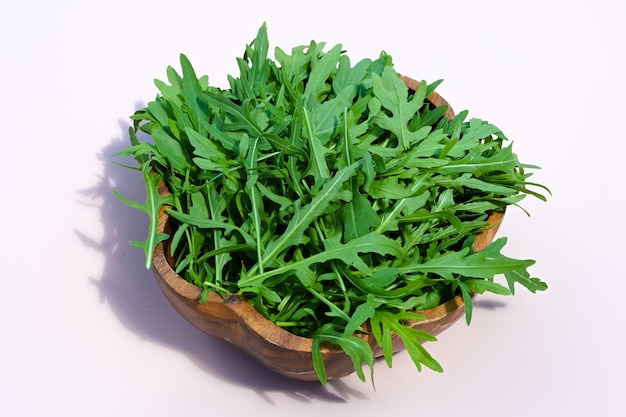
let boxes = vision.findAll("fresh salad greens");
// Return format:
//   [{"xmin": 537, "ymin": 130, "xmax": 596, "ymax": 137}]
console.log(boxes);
[{"xmin": 116, "ymin": 23, "xmax": 548, "ymax": 384}]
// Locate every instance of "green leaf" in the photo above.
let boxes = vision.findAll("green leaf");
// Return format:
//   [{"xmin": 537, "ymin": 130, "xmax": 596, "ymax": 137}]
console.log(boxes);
[
  {"xmin": 239, "ymin": 231, "xmax": 402, "ymax": 287},
  {"xmin": 257, "ymin": 161, "xmax": 361, "ymax": 270},
  {"xmin": 342, "ymin": 191, "xmax": 380, "ymax": 241},
  {"xmin": 375, "ymin": 175, "xmax": 431, "ymax": 233},
  {"xmin": 371, "ymin": 66, "xmax": 430, "ymax": 150},
  {"xmin": 312, "ymin": 325, "xmax": 375, "ymax": 385},
  {"xmin": 463, "ymin": 278, "xmax": 511, "ymax": 295},
  {"xmin": 152, "ymin": 126, "xmax": 192, "ymax": 172},
  {"xmin": 245, "ymin": 137, "xmax": 265, "ymax": 273},
  {"xmin": 147, "ymin": 100, "xmax": 171, "ymax": 127},
  {"xmin": 303, "ymin": 43, "xmax": 343, "ymax": 105},
  {"xmin": 204, "ymin": 92, "xmax": 264, "ymax": 137},
  {"xmin": 180, "ymin": 53, "xmax": 209, "ymax": 135},
  {"xmin": 206, "ymin": 181, "xmax": 233, "ymax": 285},
  {"xmin": 348, "ymin": 267, "xmax": 401, "ymax": 295},
  {"xmin": 246, "ymin": 22, "xmax": 270, "ymax": 93},
  {"xmin": 302, "ymin": 107, "xmax": 331, "ymax": 180},
  {"xmin": 432, "ymin": 173, "xmax": 520, "ymax": 195},
  {"xmin": 371, "ymin": 310, "xmax": 442, "ymax": 372},
  {"xmin": 344, "ymin": 294, "xmax": 379, "ymax": 336},
  {"xmin": 332, "ymin": 55, "xmax": 371, "ymax": 95},
  {"xmin": 185, "ymin": 127, "xmax": 227, "ymax": 162},
  {"xmin": 307, "ymin": 86, "xmax": 356, "ymax": 145},
  {"xmin": 433, "ymin": 145, "xmax": 519, "ymax": 177},
  {"xmin": 400, "ymin": 238, "xmax": 535, "ymax": 280},
  {"xmin": 459, "ymin": 281, "xmax": 474, "ymax": 325},
  {"xmin": 114, "ymin": 169, "xmax": 173, "ymax": 269},
  {"xmin": 504, "ymin": 267, "xmax": 549, "ymax": 295},
  {"xmin": 166, "ymin": 209, "xmax": 255, "ymax": 245}
]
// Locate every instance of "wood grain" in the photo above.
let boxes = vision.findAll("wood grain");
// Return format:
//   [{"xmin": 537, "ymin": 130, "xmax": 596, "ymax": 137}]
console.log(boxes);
[{"xmin": 150, "ymin": 76, "xmax": 504, "ymax": 381}]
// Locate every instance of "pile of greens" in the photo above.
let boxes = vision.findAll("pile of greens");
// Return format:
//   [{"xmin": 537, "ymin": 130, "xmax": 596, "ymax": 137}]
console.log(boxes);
[{"xmin": 117, "ymin": 23, "xmax": 548, "ymax": 384}]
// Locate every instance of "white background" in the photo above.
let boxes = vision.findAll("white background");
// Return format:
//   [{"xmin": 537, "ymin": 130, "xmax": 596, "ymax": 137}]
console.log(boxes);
[{"xmin": 2, "ymin": 0, "xmax": 625, "ymax": 415}]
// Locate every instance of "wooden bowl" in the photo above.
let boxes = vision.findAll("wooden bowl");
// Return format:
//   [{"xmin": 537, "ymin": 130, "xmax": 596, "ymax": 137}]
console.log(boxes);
[{"xmin": 150, "ymin": 77, "xmax": 505, "ymax": 381}]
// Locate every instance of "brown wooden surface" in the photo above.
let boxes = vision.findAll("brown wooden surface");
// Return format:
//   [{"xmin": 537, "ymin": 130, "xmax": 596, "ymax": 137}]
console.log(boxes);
[
  {"xmin": 150, "ymin": 77, "xmax": 503, "ymax": 381},
  {"xmin": 399, "ymin": 75, "xmax": 456, "ymax": 120}
]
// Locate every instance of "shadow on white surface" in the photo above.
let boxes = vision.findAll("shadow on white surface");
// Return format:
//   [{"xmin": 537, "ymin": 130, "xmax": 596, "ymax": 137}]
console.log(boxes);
[
  {"xmin": 76, "ymin": 121, "xmax": 370, "ymax": 403},
  {"xmin": 472, "ymin": 299, "xmax": 507, "ymax": 311}
]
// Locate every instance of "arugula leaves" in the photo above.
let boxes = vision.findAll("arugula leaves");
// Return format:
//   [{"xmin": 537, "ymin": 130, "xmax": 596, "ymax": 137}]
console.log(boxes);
[{"xmin": 117, "ymin": 23, "xmax": 549, "ymax": 385}]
